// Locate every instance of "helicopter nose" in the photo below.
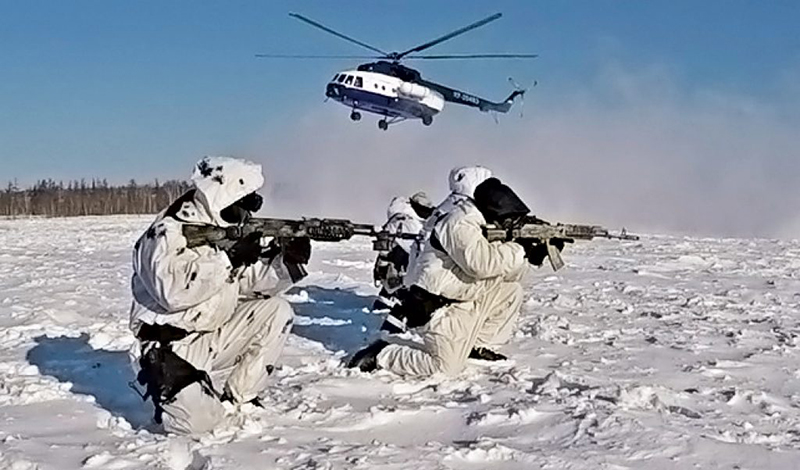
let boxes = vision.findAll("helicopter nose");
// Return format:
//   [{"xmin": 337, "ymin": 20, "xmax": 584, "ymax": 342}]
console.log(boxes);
[{"xmin": 326, "ymin": 83, "xmax": 340, "ymax": 98}]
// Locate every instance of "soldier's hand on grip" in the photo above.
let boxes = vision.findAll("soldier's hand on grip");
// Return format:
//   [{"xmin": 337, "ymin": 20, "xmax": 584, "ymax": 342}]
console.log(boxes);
[
  {"xmin": 550, "ymin": 237, "xmax": 572, "ymax": 252},
  {"xmin": 282, "ymin": 237, "xmax": 312, "ymax": 265},
  {"xmin": 226, "ymin": 231, "xmax": 263, "ymax": 268},
  {"xmin": 520, "ymin": 240, "xmax": 548, "ymax": 266}
]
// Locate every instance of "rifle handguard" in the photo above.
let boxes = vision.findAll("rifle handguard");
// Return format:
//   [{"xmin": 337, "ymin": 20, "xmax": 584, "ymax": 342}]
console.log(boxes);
[{"xmin": 304, "ymin": 224, "xmax": 354, "ymax": 241}]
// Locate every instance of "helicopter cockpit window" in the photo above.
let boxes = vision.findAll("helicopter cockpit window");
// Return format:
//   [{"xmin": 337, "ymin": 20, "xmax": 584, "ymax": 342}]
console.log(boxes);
[
  {"xmin": 331, "ymin": 74, "xmax": 339, "ymax": 82},
  {"xmin": 354, "ymin": 77, "xmax": 363, "ymax": 88},
  {"xmin": 337, "ymin": 75, "xmax": 346, "ymax": 83},
  {"xmin": 344, "ymin": 75, "xmax": 354, "ymax": 85}
]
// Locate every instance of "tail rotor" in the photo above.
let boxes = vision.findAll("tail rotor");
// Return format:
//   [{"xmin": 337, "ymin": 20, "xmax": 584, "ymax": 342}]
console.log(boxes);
[{"xmin": 508, "ymin": 77, "xmax": 536, "ymax": 118}]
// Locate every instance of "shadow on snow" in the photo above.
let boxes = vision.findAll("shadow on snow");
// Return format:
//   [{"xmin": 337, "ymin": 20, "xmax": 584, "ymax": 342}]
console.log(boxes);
[
  {"xmin": 288, "ymin": 285, "xmax": 383, "ymax": 355},
  {"xmin": 25, "ymin": 287, "xmax": 382, "ymax": 430},
  {"xmin": 26, "ymin": 333, "xmax": 155, "ymax": 430}
]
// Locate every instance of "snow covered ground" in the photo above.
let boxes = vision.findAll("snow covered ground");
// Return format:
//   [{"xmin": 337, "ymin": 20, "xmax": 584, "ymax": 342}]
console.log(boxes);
[{"xmin": 1, "ymin": 215, "xmax": 800, "ymax": 469}]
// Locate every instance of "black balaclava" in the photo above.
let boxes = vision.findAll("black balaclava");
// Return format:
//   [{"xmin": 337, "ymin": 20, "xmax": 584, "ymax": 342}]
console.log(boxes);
[
  {"xmin": 220, "ymin": 192, "xmax": 263, "ymax": 225},
  {"xmin": 473, "ymin": 178, "xmax": 530, "ymax": 226},
  {"xmin": 410, "ymin": 200, "xmax": 434, "ymax": 220}
]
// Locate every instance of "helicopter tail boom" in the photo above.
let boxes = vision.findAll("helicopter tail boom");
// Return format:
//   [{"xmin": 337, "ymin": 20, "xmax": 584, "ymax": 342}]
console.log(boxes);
[
  {"xmin": 420, "ymin": 80, "xmax": 524, "ymax": 114},
  {"xmin": 488, "ymin": 89, "xmax": 525, "ymax": 113}
]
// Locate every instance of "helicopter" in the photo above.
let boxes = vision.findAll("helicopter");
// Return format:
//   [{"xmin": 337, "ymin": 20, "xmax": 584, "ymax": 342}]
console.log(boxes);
[{"xmin": 257, "ymin": 12, "xmax": 537, "ymax": 130}]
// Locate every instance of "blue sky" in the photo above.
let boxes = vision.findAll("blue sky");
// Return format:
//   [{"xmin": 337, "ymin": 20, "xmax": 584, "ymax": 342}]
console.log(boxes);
[
  {"xmin": 1, "ymin": 1, "xmax": 797, "ymax": 182},
  {"xmin": 2, "ymin": 1, "xmax": 800, "ymax": 236}
]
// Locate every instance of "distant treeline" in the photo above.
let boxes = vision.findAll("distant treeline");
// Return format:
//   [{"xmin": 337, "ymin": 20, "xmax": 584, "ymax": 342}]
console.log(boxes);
[{"xmin": 0, "ymin": 179, "xmax": 191, "ymax": 217}]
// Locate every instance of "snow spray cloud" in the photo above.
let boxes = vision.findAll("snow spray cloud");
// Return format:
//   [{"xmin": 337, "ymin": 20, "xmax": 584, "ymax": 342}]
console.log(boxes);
[{"xmin": 249, "ymin": 63, "xmax": 800, "ymax": 239}]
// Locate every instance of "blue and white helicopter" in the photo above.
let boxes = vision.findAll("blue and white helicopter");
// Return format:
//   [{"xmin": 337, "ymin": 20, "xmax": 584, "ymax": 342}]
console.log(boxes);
[{"xmin": 257, "ymin": 13, "xmax": 537, "ymax": 130}]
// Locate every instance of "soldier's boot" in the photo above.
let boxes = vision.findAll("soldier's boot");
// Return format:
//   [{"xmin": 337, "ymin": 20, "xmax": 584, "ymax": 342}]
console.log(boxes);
[
  {"xmin": 347, "ymin": 340, "xmax": 389, "ymax": 372},
  {"xmin": 469, "ymin": 347, "xmax": 508, "ymax": 361}
]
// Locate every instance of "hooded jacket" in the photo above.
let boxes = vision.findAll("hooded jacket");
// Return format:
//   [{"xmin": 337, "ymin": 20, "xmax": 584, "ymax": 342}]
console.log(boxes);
[
  {"xmin": 407, "ymin": 166, "xmax": 493, "ymax": 272},
  {"xmin": 373, "ymin": 196, "xmax": 428, "ymax": 293},
  {"xmin": 431, "ymin": 165, "xmax": 493, "ymax": 226},
  {"xmin": 406, "ymin": 167, "xmax": 527, "ymax": 301},
  {"xmin": 129, "ymin": 157, "xmax": 294, "ymax": 334},
  {"xmin": 383, "ymin": 196, "xmax": 425, "ymax": 254},
  {"xmin": 406, "ymin": 169, "xmax": 527, "ymax": 302}
]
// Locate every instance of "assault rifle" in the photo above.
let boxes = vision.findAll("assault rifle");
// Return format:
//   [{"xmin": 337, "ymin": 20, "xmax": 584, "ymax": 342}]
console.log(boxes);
[
  {"xmin": 183, "ymin": 217, "xmax": 419, "ymax": 258},
  {"xmin": 483, "ymin": 216, "xmax": 640, "ymax": 271}
]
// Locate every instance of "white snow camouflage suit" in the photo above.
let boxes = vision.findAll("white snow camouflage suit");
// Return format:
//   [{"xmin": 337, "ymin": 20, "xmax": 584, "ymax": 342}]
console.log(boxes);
[
  {"xmin": 374, "ymin": 196, "xmax": 426, "ymax": 294},
  {"xmin": 407, "ymin": 165, "xmax": 493, "ymax": 273},
  {"xmin": 379, "ymin": 178, "xmax": 528, "ymax": 377},
  {"xmin": 129, "ymin": 157, "xmax": 297, "ymax": 434}
]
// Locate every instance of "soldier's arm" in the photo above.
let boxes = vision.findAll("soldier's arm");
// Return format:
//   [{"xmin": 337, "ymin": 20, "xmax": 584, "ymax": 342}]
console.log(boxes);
[
  {"xmin": 135, "ymin": 220, "xmax": 232, "ymax": 311},
  {"xmin": 437, "ymin": 212, "xmax": 526, "ymax": 280}
]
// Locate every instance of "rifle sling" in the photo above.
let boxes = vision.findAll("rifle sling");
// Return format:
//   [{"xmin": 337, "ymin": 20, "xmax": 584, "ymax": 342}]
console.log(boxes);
[
  {"xmin": 429, "ymin": 230, "xmax": 447, "ymax": 256},
  {"xmin": 135, "ymin": 324, "xmax": 219, "ymax": 424}
]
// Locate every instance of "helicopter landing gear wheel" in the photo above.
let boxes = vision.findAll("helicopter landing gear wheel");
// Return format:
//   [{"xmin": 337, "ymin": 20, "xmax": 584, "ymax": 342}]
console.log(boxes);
[
  {"xmin": 378, "ymin": 119, "xmax": 389, "ymax": 131},
  {"xmin": 421, "ymin": 115, "xmax": 433, "ymax": 126},
  {"xmin": 350, "ymin": 111, "xmax": 361, "ymax": 122}
]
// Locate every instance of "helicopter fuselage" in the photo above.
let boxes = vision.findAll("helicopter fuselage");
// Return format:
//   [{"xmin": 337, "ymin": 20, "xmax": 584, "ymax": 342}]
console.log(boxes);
[
  {"xmin": 325, "ymin": 68, "xmax": 445, "ymax": 126},
  {"xmin": 260, "ymin": 13, "xmax": 536, "ymax": 130}
]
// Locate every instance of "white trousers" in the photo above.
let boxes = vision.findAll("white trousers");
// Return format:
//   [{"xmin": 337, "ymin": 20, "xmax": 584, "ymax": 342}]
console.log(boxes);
[
  {"xmin": 377, "ymin": 282, "xmax": 523, "ymax": 377},
  {"xmin": 160, "ymin": 297, "xmax": 293, "ymax": 435}
]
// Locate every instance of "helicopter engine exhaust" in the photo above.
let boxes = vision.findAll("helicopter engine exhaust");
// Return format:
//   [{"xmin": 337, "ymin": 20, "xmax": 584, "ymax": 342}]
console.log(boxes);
[{"xmin": 397, "ymin": 82, "xmax": 431, "ymax": 100}]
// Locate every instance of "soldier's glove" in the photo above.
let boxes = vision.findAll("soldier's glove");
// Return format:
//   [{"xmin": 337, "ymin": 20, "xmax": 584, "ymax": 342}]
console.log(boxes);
[
  {"xmin": 386, "ymin": 245, "xmax": 410, "ymax": 272},
  {"xmin": 281, "ymin": 237, "xmax": 312, "ymax": 265},
  {"xmin": 226, "ymin": 231, "xmax": 263, "ymax": 268},
  {"xmin": 260, "ymin": 238, "xmax": 281, "ymax": 261},
  {"xmin": 520, "ymin": 240, "xmax": 548, "ymax": 266},
  {"xmin": 373, "ymin": 258, "xmax": 390, "ymax": 285},
  {"xmin": 550, "ymin": 237, "xmax": 571, "ymax": 252}
]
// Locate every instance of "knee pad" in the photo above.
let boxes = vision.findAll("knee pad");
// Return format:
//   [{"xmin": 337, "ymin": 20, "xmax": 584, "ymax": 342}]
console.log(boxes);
[{"xmin": 161, "ymin": 382, "xmax": 225, "ymax": 435}]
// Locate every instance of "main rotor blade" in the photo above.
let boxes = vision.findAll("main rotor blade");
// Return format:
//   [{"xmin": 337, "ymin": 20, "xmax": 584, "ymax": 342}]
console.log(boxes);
[
  {"xmin": 255, "ymin": 54, "xmax": 379, "ymax": 59},
  {"xmin": 406, "ymin": 53, "xmax": 538, "ymax": 60},
  {"xmin": 289, "ymin": 13, "xmax": 389, "ymax": 57},
  {"xmin": 394, "ymin": 13, "xmax": 503, "ymax": 60}
]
